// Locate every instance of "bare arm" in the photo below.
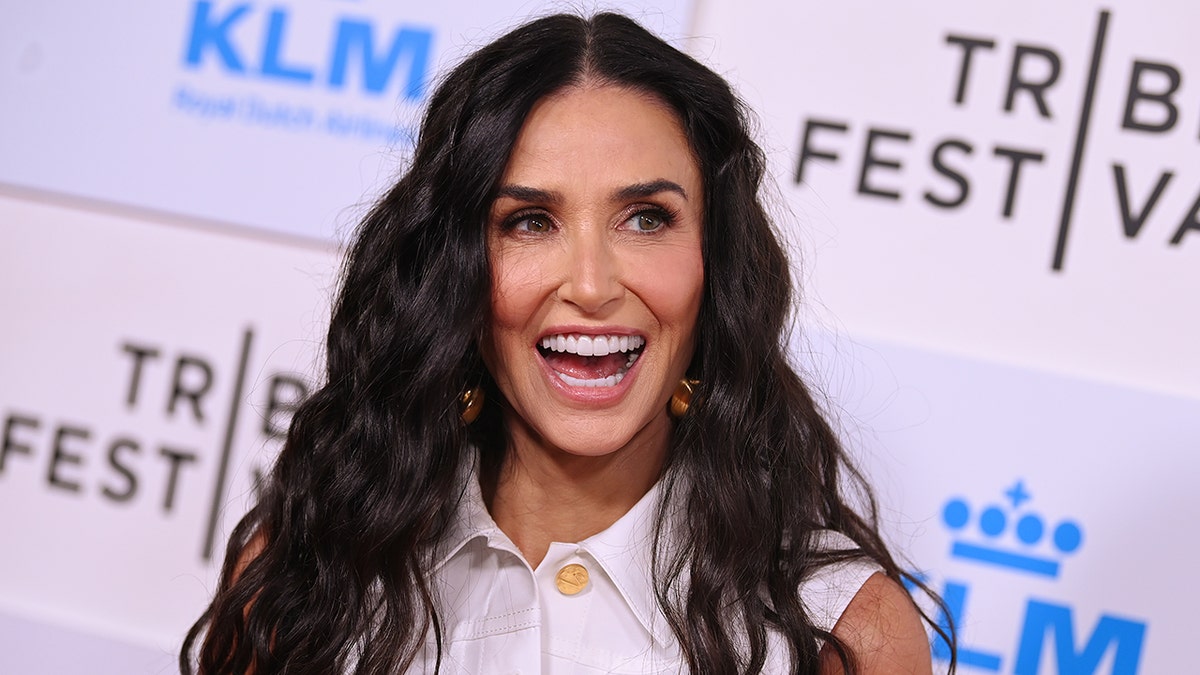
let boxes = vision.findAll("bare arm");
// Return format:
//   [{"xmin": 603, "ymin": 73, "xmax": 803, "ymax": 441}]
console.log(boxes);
[{"xmin": 818, "ymin": 572, "xmax": 933, "ymax": 675}]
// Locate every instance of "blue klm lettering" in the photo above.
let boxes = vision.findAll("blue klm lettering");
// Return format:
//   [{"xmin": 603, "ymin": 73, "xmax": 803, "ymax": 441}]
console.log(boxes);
[
  {"xmin": 183, "ymin": 1, "xmax": 432, "ymax": 99},
  {"xmin": 261, "ymin": 8, "xmax": 313, "ymax": 83},
  {"xmin": 1015, "ymin": 600, "xmax": 1146, "ymax": 675},
  {"xmin": 930, "ymin": 581, "xmax": 1147, "ymax": 673},
  {"xmin": 185, "ymin": 2, "xmax": 249, "ymax": 72}
]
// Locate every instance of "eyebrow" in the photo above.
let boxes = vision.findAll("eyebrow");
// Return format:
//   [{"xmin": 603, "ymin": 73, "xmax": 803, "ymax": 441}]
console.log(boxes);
[
  {"xmin": 612, "ymin": 179, "xmax": 688, "ymax": 201},
  {"xmin": 494, "ymin": 184, "xmax": 560, "ymax": 203},
  {"xmin": 493, "ymin": 178, "xmax": 689, "ymax": 205}
]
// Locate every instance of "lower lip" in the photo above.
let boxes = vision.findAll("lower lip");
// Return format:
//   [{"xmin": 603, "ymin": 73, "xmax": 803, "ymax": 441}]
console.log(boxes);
[{"xmin": 536, "ymin": 349, "xmax": 642, "ymax": 405}]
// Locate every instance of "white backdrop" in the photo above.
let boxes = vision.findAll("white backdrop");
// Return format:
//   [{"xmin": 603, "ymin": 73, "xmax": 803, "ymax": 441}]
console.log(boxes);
[{"xmin": 1, "ymin": 1, "xmax": 1195, "ymax": 673}]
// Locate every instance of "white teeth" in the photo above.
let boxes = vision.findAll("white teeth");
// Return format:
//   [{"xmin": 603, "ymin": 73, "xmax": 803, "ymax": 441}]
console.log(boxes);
[
  {"xmin": 577, "ymin": 335, "xmax": 594, "ymax": 356},
  {"xmin": 538, "ymin": 333, "xmax": 645, "ymax": 356},
  {"xmin": 537, "ymin": 332, "xmax": 645, "ymax": 388}
]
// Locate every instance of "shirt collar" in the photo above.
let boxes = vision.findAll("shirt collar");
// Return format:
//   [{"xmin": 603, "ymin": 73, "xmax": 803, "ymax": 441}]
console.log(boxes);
[
  {"xmin": 433, "ymin": 459, "xmax": 507, "ymax": 568},
  {"xmin": 577, "ymin": 479, "xmax": 678, "ymax": 647},
  {"xmin": 433, "ymin": 458, "xmax": 678, "ymax": 647}
]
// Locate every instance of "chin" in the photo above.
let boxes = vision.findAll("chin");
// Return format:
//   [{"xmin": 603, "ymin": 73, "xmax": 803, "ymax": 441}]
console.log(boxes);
[{"xmin": 537, "ymin": 408, "xmax": 671, "ymax": 461}]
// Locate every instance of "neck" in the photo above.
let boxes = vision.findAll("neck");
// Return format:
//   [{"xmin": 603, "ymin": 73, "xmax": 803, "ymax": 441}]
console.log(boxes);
[{"xmin": 486, "ymin": 413, "xmax": 670, "ymax": 568}]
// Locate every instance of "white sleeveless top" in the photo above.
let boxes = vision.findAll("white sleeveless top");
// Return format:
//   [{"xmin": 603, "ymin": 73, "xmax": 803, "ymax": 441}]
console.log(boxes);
[{"xmin": 413, "ymin": 474, "xmax": 882, "ymax": 674}]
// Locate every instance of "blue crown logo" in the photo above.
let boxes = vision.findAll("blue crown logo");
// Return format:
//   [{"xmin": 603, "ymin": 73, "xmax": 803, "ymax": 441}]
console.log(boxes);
[{"xmin": 941, "ymin": 480, "xmax": 1082, "ymax": 578}]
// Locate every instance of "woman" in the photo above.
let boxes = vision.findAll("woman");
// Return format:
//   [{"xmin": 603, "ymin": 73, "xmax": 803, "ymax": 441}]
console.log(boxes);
[{"xmin": 183, "ymin": 12, "xmax": 950, "ymax": 675}]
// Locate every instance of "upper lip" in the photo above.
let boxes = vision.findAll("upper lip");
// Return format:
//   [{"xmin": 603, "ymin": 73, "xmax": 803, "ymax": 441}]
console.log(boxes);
[{"xmin": 536, "ymin": 326, "xmax": 645, "ymax": 341}]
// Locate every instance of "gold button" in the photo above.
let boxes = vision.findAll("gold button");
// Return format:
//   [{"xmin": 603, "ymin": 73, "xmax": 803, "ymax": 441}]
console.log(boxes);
[{"xmin": 555, "ymin": 563, "xmax": 589, "ymax": 595}]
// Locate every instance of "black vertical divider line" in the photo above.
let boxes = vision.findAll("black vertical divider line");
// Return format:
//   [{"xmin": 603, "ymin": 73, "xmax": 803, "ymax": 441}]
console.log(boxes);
[
  {"xmin": 1052, "ymin": 9, "xmax": 1111, "ymax": 271},
  {"xmin": 203, "ymin": 327, "xmax": 254, "ymax": 561}
]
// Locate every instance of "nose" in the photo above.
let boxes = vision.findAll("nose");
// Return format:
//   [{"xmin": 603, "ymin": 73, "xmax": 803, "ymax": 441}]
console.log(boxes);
[{"xmin": 558, "ymin": 228, "xmax": 622, "ymax": 314}]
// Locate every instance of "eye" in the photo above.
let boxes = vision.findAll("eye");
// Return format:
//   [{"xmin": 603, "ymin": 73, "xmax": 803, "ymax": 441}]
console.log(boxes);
[
  {"xmin": 519, "ymin": 216, "xmax": 552, "ymax": 233},
  {"xmin": 623, "ymin": 208, "xmax": 671, "ymax": 233},
  {"xmin": 506, "ymin": 211, "xmax": 554, "ymax": 233}
]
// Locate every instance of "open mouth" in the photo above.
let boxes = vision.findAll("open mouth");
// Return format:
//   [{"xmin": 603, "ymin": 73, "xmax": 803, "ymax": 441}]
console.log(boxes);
[{"xmin": 537, "ymin": 333, "xmax": 645, "ymax": 387}]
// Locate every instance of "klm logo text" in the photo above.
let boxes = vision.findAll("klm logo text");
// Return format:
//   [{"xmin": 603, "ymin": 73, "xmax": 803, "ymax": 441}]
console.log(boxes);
[{"xmin": 183, "ymin": 1, "xmax": 432, "ymax": 99}]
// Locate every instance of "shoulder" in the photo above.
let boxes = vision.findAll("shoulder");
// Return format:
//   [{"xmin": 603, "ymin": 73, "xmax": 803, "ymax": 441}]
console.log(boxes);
[
  {"xmin": 818, "ymin": 572, "xmax": 933, "ymax": 674},
  {"xmin": 797, "ymin": 531, "xmax": 932, "ymax": 674},
  {"xmin": 797, "ymin": 531, "xmax": 883, "ymax": 632}
]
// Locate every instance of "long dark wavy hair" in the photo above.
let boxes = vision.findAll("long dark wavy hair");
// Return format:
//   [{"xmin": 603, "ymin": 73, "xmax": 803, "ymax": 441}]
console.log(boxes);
[{"xmin": 183, "ymin": 12, "xmax": 951, "ymax": 674}]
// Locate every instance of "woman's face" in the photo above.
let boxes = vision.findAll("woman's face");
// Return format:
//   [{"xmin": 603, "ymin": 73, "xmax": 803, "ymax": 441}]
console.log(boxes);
[{"xmin": 484, "ymin": 85, "xmax": 704, "ymax": 461}]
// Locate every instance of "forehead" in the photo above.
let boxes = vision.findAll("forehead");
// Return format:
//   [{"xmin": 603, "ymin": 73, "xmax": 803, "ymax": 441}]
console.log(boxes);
[{"xmin": 501, "ymin": 85, "xmax": 701, "ymax": 194}]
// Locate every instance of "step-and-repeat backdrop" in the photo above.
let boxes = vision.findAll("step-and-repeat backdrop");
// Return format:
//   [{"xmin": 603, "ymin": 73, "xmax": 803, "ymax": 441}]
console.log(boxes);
[{"xmin": 1, "ymin": 1, "xmax": 1194, "ymax": 673}]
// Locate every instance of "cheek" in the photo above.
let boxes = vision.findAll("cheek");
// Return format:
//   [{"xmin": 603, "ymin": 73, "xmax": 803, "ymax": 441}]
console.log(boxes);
[
  {"xmin": 638, "ymin": 244, "xmax": 705, "ymax": 331},
  {"xmin": 488, "ymin": 252, "xmax": 551, "ymax": 353}
]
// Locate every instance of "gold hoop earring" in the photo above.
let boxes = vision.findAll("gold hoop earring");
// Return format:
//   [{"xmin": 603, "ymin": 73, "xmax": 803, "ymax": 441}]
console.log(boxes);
[
  {"xmin": 460, "ymin": 387, "xmax": 484, "ymax": 425},
  {"xmin": 669, "ymin": 379, "xmax": 700, "ymax": 419}
]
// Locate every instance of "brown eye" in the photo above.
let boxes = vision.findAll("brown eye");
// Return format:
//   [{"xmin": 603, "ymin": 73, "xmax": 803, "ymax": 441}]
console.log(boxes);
[{"xmin": 515, "ymin": 214, "xmax": 553, "ymax": 233}]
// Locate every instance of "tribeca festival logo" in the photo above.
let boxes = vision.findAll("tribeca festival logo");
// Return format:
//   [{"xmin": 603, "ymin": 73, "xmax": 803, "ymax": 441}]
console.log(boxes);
[
  {"xmin": 921, "ymin": 480, "xmax": 1146, "ymax": 674},
  {"xmin": 794, "ymin": 9, "xmax": 1198, "ymax": 271},
  {"xmin": 0, "ymin": 328, "xmax": 310, "ymax": 561},
  {"xmin": 172, "ymin": 0, "xmax": 434, "ymax": 144}
]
